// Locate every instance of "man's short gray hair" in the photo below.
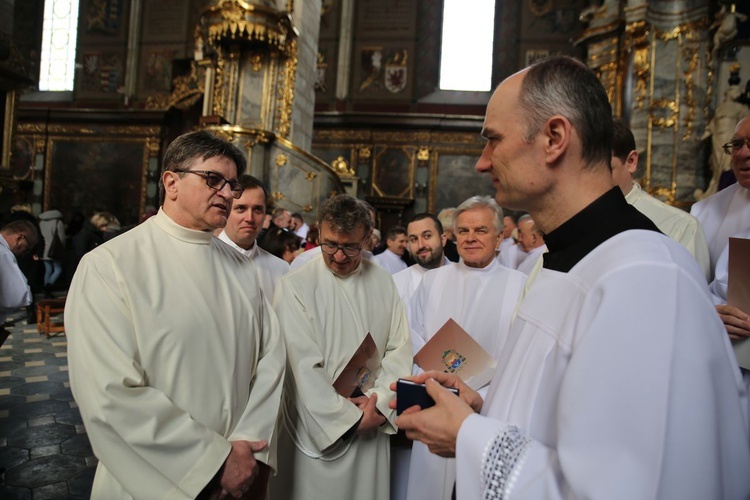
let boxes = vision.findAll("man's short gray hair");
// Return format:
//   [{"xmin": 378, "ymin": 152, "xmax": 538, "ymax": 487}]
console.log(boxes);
[
  {"xmin": 519, "ymin": 56, "xmax": 613, "ymax": 169},
  {"xmin": 318, "ymin": 194, "xmax": 373, "ymax": 235},
  {"xmin": 1, "ymin": 220, "xmax": 39, "ymax": 247},
  {"xmin": 453, "ymin": 196, "xmax": 504, "ymax": 234}
]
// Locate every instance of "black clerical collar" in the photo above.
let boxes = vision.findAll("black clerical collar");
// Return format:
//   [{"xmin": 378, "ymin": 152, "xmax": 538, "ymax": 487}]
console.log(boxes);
[{"xmin": 542, "ymin": 187, "xmax": 661, "ymax": 273}]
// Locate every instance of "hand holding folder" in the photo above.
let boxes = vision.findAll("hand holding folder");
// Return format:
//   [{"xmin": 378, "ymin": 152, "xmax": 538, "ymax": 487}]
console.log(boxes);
[
  {"xmin": 333, "ymin": 333, "xmax": 381, "ymax": 397},
  {"xmin": 413, "ymin": 318, "xmax": 496, "ymax": 390}
]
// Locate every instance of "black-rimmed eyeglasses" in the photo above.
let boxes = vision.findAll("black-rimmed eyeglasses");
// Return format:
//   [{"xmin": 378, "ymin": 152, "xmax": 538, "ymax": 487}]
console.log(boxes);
[
  {"xmin": 173, "ymin": 169, "xmax": 244, "ymax": 199},
  {"xmin": 722, "ymin": 139, "xmax": 750, "ymax": 155},
  {"xmin": 320, "ymin": 241, "xmax": 365, "ymax": 258}
]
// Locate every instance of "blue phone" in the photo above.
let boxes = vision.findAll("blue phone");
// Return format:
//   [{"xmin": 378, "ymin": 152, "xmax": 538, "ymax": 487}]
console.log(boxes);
[{"xmin": 396, "ymin": 378, "xmax": 459, "ymax": 415}]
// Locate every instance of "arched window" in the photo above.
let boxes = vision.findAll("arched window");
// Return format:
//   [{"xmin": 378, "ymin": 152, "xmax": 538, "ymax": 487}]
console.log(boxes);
[
  {"xmin": 39, "ymin": 0, "xmax": 80, "ymax": 91},
  {"xmin": 439, "ymin": 0, "xmax": 495, "ymax": 92}
]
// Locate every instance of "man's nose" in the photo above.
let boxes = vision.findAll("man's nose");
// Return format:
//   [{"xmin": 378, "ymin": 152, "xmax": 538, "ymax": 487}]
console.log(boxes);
[{"xmin": 476, "ymin": 143, "xmax": 492, "ymax": 172}]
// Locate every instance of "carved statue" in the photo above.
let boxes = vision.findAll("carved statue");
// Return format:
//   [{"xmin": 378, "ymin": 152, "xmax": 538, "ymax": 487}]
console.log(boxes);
[
  {"xmin": 710, "ymin": 4, "xmax": 748, "ymax": 60},
  {"xmin": 697, "ymin": 85, "xmax": 749, "ymax": 200}
]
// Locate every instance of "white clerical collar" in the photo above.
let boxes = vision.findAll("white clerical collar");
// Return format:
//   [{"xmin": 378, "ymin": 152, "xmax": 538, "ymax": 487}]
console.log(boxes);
[
  {"xmin": 217, "ymin": 230, "xmax": 258, "ymax": 258},
  {"xmin": 458, "ymin": 255, "xmax": 499, "ymax": 273},
  {"xmin": 624, "ymin": 181, "xmax": 643, "ymax": 205},
  {"xmin": 153, "ymin": 208, "xmax": 214, "ymax": 245}
]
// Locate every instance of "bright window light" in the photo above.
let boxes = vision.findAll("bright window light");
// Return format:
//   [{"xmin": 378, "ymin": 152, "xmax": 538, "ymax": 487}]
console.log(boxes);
[
  {"xmin": 439, "ymin": 0, "xmax": 495, "ymax": 92},
  {"xmin": 39, "ymin": 0, "xmax": 80, "ymax": 91}
]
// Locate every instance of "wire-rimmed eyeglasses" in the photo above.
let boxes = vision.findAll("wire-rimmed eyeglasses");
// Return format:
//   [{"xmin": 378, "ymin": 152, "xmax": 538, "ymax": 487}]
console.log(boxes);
[
  {"xmin": 320, "ymin": 241, "xmax": 365, "ymax": 258},
  {"xmin": 173, "ymin": 169, "xmax": 244, "ymax": 199},
  {"xmin": 722, "ymin": 139, "xmax": 750, "ymax": 155}
]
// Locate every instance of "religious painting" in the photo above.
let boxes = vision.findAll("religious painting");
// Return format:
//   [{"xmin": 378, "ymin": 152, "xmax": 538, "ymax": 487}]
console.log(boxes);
[
  {"xmin": 46, "ymin": 139, "xmax": 146, "ymax": 226},
  {"xmin": 371, "ymin": 146, "xmax": 413, "ymax": 198},
  {"xmin": 431, "ymin": 152, "xmax": 494, "ymax": 213},
  {"xmin": 86, "ymin": 0, "xmax": 124, "ymax": 35},
  {"xmin": 143, "ymin": 49, "xmax": 176, "ymax": 93}
]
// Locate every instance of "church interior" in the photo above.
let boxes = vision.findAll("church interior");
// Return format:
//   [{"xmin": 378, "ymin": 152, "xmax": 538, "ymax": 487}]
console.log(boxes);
[{"xmin": 0, "ymin": 0, "xmax": 749, "ymax": 497}]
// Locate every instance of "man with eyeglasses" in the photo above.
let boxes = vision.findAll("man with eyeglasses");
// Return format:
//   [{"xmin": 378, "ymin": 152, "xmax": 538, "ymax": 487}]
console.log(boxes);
[
  {"xmin": 66, "ymin": 131, "xmax": 286, "ymax": 499},
  {"xmin": 610, "ymin": 118, "xmax": 710, "ymax": 280},
  {"xmin": 691, "ymin": 115, "xmax": 750, "ymax": 280},
  {"xmin": 0, "ymin": 220, "xmax": 38, "ymax": 332},
  {"xmin": 269, "ymin": 194, "xmax": 412, "ymax": 500},
  {"xmin": 217, "ymin": 174, "xmax": 289, "ymax": 300},
  {"xmin": 692, "ymin": 115, "xmax": 750, "ymax": 402}
]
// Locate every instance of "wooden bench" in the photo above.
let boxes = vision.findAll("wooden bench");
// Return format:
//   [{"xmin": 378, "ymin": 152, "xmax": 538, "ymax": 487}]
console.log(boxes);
[{"xmin": 37, "ymin": 298, "xmax": 67, "ymax": 338}]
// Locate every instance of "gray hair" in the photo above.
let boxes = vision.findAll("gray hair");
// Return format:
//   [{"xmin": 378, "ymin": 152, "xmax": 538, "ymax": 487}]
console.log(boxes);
[
  {"xmin": 1, "ymin": 220, "xmax": 39, "ymax": 248},
  {"xmin": 453, "ymin": 196, "xmax": 504, "ymax": 234},
  {"xmin": 518, "ymin": 214, "xmax": 542, "ymax": 236},
  {"xmin": 318, "ymin": 194, "xmax": 373, "ymax": 234},
  {"xmin": 519, "ymin": 56, "xmax": 612, "ymax": 169}
]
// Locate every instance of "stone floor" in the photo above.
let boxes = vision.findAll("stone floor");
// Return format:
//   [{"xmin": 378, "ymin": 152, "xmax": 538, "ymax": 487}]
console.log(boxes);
[{"xmin": 0, "ymin": 295, "xmax": 96, "ymax": 499}]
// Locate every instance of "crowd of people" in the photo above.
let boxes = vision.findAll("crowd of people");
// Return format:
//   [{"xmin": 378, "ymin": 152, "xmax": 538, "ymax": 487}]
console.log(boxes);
[{"xmin": 1, "ymin": 55, "xmax": 750, "ymax": 499}]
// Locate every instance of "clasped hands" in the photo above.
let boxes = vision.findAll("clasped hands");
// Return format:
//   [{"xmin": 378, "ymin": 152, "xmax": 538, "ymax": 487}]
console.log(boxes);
[
  {"xmin": 208, "ymin": 439, "xmax": 267, "ymax": 499},
  {"xmin": 348, "ymin": 392, "xmax": 386, "ymax": 435},
  {"xmin": 388, "ymin": 371, "xmax": 483, "ymax": 457}
]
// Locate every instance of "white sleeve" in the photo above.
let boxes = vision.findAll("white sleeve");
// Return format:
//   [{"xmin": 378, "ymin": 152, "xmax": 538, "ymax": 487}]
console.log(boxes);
[
  {"xmin": 709, "ymin": 242, "xmax": 729, "ymax": 304},
  {"xmin": 0, "ymin": 249, "xmax": 32, "ymax": 311}
]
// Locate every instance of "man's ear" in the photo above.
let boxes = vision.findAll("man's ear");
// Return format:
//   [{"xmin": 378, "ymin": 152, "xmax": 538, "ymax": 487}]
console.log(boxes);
[
  {"xmin": 440, "ymin": 232, "xmax": 447, "ymax": 248},
  {"xmin": 543, "ymin": 115, "xmax": 571, "ymax": 165},
  {"xmin": 625, "ymin": 150, "xmax": 638, "ymax": 176},
  {"xmin": 162, "ymin": 171, "xmax": 179, "ymax": 201}
]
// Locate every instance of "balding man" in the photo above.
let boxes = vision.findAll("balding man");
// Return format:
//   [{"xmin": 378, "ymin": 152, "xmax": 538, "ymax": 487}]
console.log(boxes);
[
  {"xmin": 515, "ymin": 214, "xmax": 546, "ymax": 276},
  {"xmin": 610, "ymin": 118, "xmax": 710, "ymax": 279},
  {"xmin": 0, "ymin": 220, "xmax": 38, "ymax": 329},
  {"xmin": 272, "ymin": 207, "xmax": 292, "ymax": 230},
  {"xmin": 395, "ymin": 56, "xmax": 750, "ymax": 498}
]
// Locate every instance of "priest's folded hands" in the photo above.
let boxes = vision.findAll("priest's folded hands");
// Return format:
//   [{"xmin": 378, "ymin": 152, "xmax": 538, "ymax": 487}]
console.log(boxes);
[{"xmin": 388, "ymin": 371, "xmax": 483, "ymax": 457}]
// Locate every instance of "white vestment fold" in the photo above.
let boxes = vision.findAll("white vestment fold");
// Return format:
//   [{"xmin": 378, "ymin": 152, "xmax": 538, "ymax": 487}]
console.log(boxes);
[
  {"xmin": 217, "ymin": 230, "xmax": 289, "ymax": 300},
  {"xmin": 270, "ymin": 254, "xmax": 413, "ymax": 500},
  {"xmin": 455, "ymin": 230, "xmax": 750, "ymax": 499},
  {"xmin": 626, "ymin": 181, "xmax": 710, "ymax": 280},
  {"xmin": 691, "ymin": 182, "xmax": 750, "ymax": 280},
  {"xmin": 406, "ymin": 259, "xmax": 526, "ymax": 500},
  {"xmin": 67, "ymin": 210, "xmax": 286, "ymax": 499}
]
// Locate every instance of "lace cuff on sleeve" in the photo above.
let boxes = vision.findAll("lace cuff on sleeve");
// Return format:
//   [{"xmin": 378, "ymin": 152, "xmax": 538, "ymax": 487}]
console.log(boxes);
[{"xmin": 481, "ymin": 424, "xmax": 534, "ymax": 500}]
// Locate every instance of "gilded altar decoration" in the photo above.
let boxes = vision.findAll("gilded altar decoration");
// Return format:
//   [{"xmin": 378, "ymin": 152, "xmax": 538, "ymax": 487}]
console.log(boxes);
[
  {"xmin": 275, "ymin": 39, "xmax": 298, "ymax": 138},
  {"xmin": 250, "ymin": 54, "xmax": 262, "ymax": 72},
  {"xmin": 417, "ymin": 147, "xmax": 430, "ymax": 162},
  {"xmin": 332, "ymin": 156, "xmax": 355, "ymax": 177},
  {"xmin": 275, "ymin": 153, "xmax": 288, "ymax": 167},
  {"xmin": 201, "ymin": 0, "xmax": 294, "ymax": 50},
  {"xmin": 145, "ymin": 62, "xmax": 206, "ymax": 111}
]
